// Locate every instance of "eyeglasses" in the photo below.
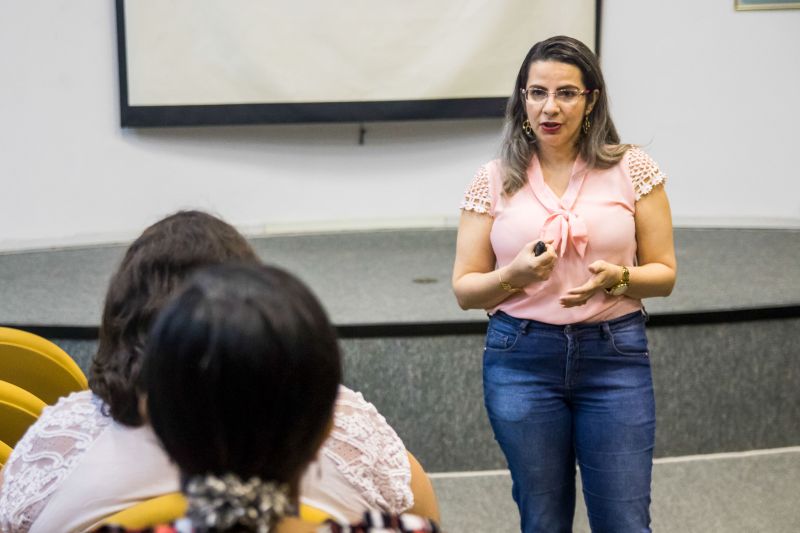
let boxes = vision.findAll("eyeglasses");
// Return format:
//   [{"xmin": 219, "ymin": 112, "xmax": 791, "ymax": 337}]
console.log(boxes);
[{"xmin": 520, "ymin": 87, "xmax": 592, "ymax": 104}]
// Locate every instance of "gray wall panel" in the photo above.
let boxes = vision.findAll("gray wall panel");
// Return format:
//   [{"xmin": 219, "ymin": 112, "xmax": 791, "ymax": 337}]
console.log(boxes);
[
  {"xmin": 648, "ymin": 319, "xmax": 800, "ymax": 457},
  {"xmin": 341, "ymin": 318, "xmax": 800, "ymax": 472},
  {"xmin": 50, "ymin": 318, "xmax": 800, "ymax": 473},
  {"xmin": 340, "ymin": 335, "xmax": 505, "ymax": 473}
]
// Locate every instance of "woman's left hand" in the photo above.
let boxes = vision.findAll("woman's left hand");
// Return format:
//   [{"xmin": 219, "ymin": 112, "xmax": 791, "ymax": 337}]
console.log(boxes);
[{"xmin": 560, "ymin": 260, "xmax": 623, "ymax": 307}]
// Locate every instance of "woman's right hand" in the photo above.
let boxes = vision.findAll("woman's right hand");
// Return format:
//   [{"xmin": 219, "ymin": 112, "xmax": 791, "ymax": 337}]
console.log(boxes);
[
  {"xmin": 453, "ymin": 211, "xmax": 557, "ymax": 310},
  {"xmin": 503, "ymin": 240, "xmax": 558, "ymax": 289}
]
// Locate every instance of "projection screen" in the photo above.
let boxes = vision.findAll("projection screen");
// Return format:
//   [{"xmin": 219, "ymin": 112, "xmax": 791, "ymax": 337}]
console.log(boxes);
[{"xmin": 116, "ymin": 0, "xmax": 599, "ymax": 127}]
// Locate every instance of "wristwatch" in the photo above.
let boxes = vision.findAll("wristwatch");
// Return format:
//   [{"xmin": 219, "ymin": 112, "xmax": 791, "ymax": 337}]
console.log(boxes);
[{"xmin": 605, "ymin": 265, "xmax": 630, "ymax": 296}]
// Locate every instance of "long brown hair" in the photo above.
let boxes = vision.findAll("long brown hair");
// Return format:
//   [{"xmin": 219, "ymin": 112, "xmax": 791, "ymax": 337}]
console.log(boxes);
[
  {"xmin": 89, "ymin": 211, "xmax": 259, "ymax": 426},
  {"xmin": 500, "ymin": 35, "xmax": 628, "ymax": 195}
]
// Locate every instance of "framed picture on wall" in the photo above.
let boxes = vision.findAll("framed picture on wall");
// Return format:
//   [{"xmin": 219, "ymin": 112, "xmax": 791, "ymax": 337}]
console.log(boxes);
[
  {"xmin": 116, "ymin": 0, "xmax": 601, "ymax": 127},
  {"xmin": 735, "ymin": 0, "xmax": 800, "ymax": 10}
]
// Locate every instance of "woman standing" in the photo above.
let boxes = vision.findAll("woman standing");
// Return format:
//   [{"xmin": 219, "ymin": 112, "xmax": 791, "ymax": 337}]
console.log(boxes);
[{"xmin": 452, "ymin": 36, "xmax": 675, "ymax": 532}]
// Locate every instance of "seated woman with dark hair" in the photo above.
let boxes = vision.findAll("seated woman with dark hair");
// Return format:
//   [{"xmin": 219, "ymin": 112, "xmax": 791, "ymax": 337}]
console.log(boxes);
[
  {"xmin": 98, "ymin": 263, "xmax": 438, "ymax": 532},
  {"xmin": 0, "ymin": 211, "xmax": 260, "ymax": 533},
  {"xmin": 0, "ymin": 211, "xmax": 435, "ymax": 532}
]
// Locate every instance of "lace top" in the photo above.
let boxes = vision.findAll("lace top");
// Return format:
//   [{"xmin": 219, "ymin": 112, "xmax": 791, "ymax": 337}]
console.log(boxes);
[
  {"xmin": 0, "ymin": 387, "xmax": 412, "ymax": 532},
  {"xmin": 0, "ymin": 391, "xmax": 111, "ymax": 532},
  {"xmin": 300, "ymin": 386, "xmax": 413, "ymax": 522},
  {"xmin": 625, "ymin": 147, "xmax": 668, "ymax": 201},
  {"xmin": 94, "ymin": 511, "xmax": 439, "ymax": 533},
  {"xmin": 460, "ymin": 165, "xmax": 492, "ymax": 214},
  {"xmin": 460, "ymin": 146, "xmax": 667, "ymax": 214}
]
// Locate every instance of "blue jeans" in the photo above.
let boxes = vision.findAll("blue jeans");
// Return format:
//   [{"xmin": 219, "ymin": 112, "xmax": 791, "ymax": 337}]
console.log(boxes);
[{"xmin": 483, "ymin": 310, "xmax": 655, "ymax": 533}]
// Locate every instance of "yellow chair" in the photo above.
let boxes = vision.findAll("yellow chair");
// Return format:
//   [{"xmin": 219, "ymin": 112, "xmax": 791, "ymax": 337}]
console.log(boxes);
[
  {"xmin": 0, "ymin": 380, "xmax": 46, "ymax": 447},
  {"xmin": 0, "ymin": 438, "xmax": 12, "ymax": 467},
  {"xmin": 0, "ymin": 327, "xmax": 88, "ymax": 405},
  {"xmin": 99, "ymin": 493, "xmax": 332, "ymax": 528},
  {"xmin": 299, "ymin": 503, "xmax": 334, "ymax": 524},
  {"xmin": 407, "ymin": 450, "xmax": 441, "ymax": 523},
  {"xmin": 100, "ymin": 493, "xmax": 187, "ymax": 528}
]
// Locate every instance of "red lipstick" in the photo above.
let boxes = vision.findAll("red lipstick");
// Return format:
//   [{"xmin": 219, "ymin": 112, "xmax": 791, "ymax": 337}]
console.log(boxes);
[{"xmin": 540, "ymin": 122, "xmax": 561, "ymax": 134}]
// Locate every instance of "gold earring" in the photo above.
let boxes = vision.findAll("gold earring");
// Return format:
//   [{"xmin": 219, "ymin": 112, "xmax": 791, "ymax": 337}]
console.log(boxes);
[
  {"xmin": 582, "ymin": 115, "xmax": 591, "ymax": 134},
  {"xmin": 522, "ymin": 119, "xmax": 533, "ymax": 137}
]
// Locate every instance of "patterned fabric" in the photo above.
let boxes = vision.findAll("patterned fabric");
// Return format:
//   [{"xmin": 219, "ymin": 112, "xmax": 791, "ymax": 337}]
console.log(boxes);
[
  {"xmin": 460, "ymin": 165, "xmax": 492, "ymax": 215},
  {"xmin": 94, "ymin": 518, "xmax": 192, "ymax": 533},
  {"xmin": 93, "ymin": 511, "xmax": 439, "ymax": 532},
  {"xmin": 625, "ymin": 147, "xmax": 667, "ymax": 201},
  {"xmin": 312, "ymin": 386, "xmax": 412, "ymax": 513},
  {"xmin": 0, "ymin": 390, "xmax": 110, "ymax": 532},
  {"xmin": 184, "ymin": 474, "xmax": 293, "ymax": 533}
]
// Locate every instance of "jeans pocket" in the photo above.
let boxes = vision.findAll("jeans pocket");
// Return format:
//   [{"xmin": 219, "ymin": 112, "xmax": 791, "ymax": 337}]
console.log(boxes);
[
  {"xmin": 485, "ymin": 319, "xmax": 521, "ymax": 352},
  {"xmin": 608, "ymin": 322, "xmax": 649, "ymax": 357}
]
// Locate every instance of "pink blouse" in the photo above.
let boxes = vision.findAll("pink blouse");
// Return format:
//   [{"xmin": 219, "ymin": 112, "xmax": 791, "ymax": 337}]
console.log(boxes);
[{"xmin": 461, "ymin": 147, "xmax": 667, "ymax": 325}]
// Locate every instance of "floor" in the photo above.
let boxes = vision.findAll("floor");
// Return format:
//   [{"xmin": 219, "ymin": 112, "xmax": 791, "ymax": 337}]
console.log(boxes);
[{"xmin": 431, "ymin": 447, "xmax": 800, "ymax": 532}]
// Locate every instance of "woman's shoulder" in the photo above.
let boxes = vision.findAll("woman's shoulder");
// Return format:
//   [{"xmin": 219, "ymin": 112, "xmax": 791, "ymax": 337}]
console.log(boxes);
[
  {"xmin": 315, "ymin": 386, "xmax": 412, "ymax": 512},
  {"xmin": 0, "ymin": 390, "xmax": 110, "ymax": 532},
  {"xmin": 618, "ymin": 145, "xmax": 668, "ymax": 200},
  {"xmin": 461, "ymin": 159, "xmax": 503, "ymax": 215},
  {"xmin": 602, "ymin": 144, "xmax": 660, "ymax": 169},
  {"xmin": 40, "ymin": 389, "xmax": 109, "ymax": 430},
  {"xmin": 467, "ymin": 159, "xmax": 504, "ymax": 188},
  {"xmin": 5, "ymin": 389, "xmax": 108, "ymax": 459},
  {"xmin": 476, "ymin": 159, "xmax": 504, "ymax": 180},
  {"xmin": 594, "ymin": 145, "xmax": 666, "ymax": 201}
]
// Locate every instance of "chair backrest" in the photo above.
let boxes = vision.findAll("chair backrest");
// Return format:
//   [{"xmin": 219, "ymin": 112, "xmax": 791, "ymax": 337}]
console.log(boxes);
[
  {"xmin": 0, "ymin": 438, "xmax": 12, "ymax": 467},
  {"xmin": 0, "ymin": 327, "xmax": 88, "ymax": 405},
  {"xmin": 300, "ymin": 502, "xmax": 334, "ymax": 524},
  {"xmin": 0, "ymin": 379, "xmax": 46, "ymax": 447},
  {"xmin": 99, "ymin": 492, "xmax": 188, "ymax": 529}
]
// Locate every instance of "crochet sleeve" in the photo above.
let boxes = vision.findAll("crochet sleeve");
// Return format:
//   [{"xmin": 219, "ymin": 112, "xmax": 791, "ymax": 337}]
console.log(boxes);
[
  {"xmin": 459, "ymin": 165, "xmax": 493, "ymax": 215},
  {"xmin": 0, "ymin": 391, "xmax": 110, "ymax": 533},
  {"xmin": 318, "ymin": 386, "xmax": 413, "ymax": 513},
  {"xmin": 626, "ymin": 147, "xmax": 667, "ymax": 201}
]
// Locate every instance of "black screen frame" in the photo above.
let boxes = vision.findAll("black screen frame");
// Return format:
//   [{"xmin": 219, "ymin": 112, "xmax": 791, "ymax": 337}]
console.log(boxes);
[{"xmin": 116, "ymin": 0, "xmax": 602, "ymax": 127}]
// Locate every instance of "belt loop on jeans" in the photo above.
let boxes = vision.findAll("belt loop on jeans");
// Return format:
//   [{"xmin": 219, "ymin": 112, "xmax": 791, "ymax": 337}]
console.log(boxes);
[
  {"xmin": 601, "ymin": 322, "xmax": 612, "ymax": 339},
  {"xmin": 641, "ymin": 307, "xmax": 650, "ymax": 323},
  {"xmin": 518, "ymin": 319, "xmax": 530, "ymax": 333}
]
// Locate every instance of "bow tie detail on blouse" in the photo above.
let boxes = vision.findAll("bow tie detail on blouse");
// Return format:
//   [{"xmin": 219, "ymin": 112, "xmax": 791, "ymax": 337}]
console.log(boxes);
[
  {"xmin": 541, "ymin": 210, "xmax": 588, "ymax": 257},
  {"xmin": 528, "ymin": 157, "xmax": 590, "ymax": 258}
]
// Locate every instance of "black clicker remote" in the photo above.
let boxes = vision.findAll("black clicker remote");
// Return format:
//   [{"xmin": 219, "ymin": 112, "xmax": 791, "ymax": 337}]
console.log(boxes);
[{"xmin": 533, "ymin": 241, "xmax": 547, "ymax": 256}]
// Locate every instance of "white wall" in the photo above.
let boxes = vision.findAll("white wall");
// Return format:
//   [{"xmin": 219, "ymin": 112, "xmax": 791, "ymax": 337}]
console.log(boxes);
[
  {"xmin": 602, "ymin": 0, "xmax": 800, "ymax": 226},
  {"xmin": 1, "ymin": 0, "xmax": 799, "ymax": 251}
]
